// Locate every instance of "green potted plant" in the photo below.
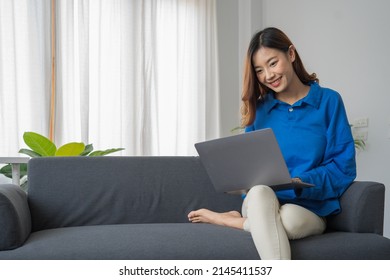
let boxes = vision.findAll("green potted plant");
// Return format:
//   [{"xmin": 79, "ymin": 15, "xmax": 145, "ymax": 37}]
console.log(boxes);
[{"xmin": 0, "ymin": 131, "xmax": 124, "ymax": 191}]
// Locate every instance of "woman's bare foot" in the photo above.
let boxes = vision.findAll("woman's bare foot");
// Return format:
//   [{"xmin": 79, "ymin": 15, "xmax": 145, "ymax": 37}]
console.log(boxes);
[
  {"xmin": 188, "ymin": 209, "xmax": 239, "ymax": 223},
  {"xmin": 188, "ymin": 209, "xmax": 245, "ymax": 230}
]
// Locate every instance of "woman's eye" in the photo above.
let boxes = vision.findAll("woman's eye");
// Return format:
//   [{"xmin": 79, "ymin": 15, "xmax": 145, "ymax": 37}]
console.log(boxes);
[{"xmin": 270, "ymin": 60, "xmax": 277, "ymax": 67}]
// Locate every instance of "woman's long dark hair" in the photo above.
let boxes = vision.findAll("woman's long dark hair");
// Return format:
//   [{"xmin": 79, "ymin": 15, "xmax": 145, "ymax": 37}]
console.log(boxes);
[{"xmin": 241, "ymin": 27, "xmax": 319, "ymax": 126}]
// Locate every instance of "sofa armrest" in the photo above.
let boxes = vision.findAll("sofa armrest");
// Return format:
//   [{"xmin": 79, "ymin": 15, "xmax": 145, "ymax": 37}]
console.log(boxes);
[
  {"xmin": 0, "ymin": 184, "xmax": 31, "ymax": 250},
  {"xmin": 326, "ymin": 181, "xmax": 385, "ymax": 235}
]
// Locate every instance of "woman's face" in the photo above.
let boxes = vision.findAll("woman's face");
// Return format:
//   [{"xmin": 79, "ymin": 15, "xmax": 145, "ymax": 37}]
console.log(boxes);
[{"xmin": 252, "ymin": 46, "xmax": 296, "ymax": 93}]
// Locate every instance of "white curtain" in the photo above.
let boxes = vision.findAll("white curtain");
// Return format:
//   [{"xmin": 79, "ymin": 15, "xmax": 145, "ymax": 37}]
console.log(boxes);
[
  {"xmin": 0, "ymin": 0, "xmax": 51, "ymax": 157},
  {"xmin": 0, "ymin": 0, "xmax": 219, "ymax": 161},
  {"xmin": 55, "ymin": 0, "xmax": 220, "ymax": 156}
]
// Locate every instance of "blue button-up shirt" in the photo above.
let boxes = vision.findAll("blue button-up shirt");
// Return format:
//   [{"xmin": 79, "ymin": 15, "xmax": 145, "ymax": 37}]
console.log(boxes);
[{"xmin": 245, "ymin": 82, "xmax": 356, "ymax": 216}]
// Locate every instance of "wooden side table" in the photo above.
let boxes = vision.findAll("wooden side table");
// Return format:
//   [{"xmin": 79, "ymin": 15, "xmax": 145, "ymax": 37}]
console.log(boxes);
[{"xmin": 0, "ymin": 157, "xmax": 30, "ymax": 186}]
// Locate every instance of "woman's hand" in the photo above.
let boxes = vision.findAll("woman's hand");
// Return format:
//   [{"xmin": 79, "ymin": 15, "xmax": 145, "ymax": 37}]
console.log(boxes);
[{"xmin": 292, "ymin": 177, "xmax": 302, "ymax": 183}]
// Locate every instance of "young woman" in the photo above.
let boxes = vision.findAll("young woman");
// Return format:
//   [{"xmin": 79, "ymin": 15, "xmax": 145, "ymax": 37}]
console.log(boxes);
[{"xmin": 188, "ymin": 27, "xmax": 356, "ymax": 259}]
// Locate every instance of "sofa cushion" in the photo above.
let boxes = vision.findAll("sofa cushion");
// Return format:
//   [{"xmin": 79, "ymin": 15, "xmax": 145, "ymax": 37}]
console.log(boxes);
[
  {"xmin": 0, "ymin": 223, "xmax": 259, "ymax": 260},
  {"xmin": 27, "ymin": 157, "xmax": 243, "ymax": 231},
  {"xmin": 290, "ymin": 231, "xmax": 390, "ymax": 260},
  {"xmin": 1, "ymin": 223, "xmax": 389, "ymax": 260},
  {"xmin": 0, "ymin": 184, "xmax": 31, "ymax": 250}
]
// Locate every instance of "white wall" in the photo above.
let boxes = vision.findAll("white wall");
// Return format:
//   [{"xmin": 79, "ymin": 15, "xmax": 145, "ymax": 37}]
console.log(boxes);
[
  {"xmin": 216, "ymin": 0, "xmax": 263, "ymax": 136},
  {"xmin": 217, "ymin": 0, "xmax": 390, "ymax": 237},
  {"xmin": 216, "ymin": 0, "xmax": 240, "ymax": 136}
]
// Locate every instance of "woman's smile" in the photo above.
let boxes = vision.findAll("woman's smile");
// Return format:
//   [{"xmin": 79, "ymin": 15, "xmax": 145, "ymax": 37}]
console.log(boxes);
[{"xmin": 268, "ymin": 77, "xmax": 282, "ymax": 88}]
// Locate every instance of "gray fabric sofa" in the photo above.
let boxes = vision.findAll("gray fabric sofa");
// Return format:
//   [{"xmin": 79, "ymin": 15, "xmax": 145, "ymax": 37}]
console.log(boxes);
[{"xmin": 1, "ymin": 156, "xmax": 390, "ymax": 259}]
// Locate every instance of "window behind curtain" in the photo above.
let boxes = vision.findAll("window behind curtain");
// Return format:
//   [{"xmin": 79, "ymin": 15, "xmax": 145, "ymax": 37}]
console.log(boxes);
[{"xmin": 0, "ymin": 0, "xmax": 220, "ymax": 163}]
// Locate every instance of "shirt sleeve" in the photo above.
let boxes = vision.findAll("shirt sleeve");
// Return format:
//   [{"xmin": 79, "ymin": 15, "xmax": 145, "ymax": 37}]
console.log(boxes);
[{"xmin": 296, "ymin": 94, "xmax": 357, "ymax": 200}]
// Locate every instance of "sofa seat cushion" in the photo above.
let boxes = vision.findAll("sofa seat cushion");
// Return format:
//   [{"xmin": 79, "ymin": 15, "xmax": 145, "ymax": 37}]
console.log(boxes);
[
  {"xmin": 290, "ymin": 231, "xmax": 390, "ymax": 260},
  {"xmin": 0, "ymin": 223, "xmax": 259, "ymax": 260},
  {"xmin": 1, "ymin": 223, "xmax": 389, "ymax": 260}
]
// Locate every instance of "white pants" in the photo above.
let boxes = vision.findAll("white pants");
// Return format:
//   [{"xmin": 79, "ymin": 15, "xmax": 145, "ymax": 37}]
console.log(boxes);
[{"xmin": 242, "ymin": 185, "xmax": 326, "ymax": 260}]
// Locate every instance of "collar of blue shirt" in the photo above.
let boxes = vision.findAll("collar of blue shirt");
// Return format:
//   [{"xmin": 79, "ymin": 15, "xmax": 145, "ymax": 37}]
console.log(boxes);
[{"xmin": 261, "ymin": 82, "xmax": 322, "ymax": 113}]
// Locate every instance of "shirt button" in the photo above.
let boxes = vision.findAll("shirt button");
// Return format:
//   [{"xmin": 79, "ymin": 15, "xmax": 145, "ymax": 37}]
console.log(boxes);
[{"xmin": 289, "ymin": 107, "xmax": 294, "ymax": 112}]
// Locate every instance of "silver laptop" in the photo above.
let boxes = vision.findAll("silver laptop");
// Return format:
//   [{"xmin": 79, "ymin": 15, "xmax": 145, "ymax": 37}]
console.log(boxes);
[{"xmin": 194, "ymin": 128, "xmax": 314, "ymax": 193}]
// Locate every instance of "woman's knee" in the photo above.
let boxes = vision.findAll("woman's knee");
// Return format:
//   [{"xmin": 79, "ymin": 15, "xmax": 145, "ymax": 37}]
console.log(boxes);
[
  {"xmin": 280, "ymin": 204, "xmax": 326, "ymax": 240},
  {"xmin": 246, "ymin": 185, "xmax": 274, "ymax": 200},
  {"xmin": 244, "ymin": 185, "xmax": 279, "ymax": 216}
]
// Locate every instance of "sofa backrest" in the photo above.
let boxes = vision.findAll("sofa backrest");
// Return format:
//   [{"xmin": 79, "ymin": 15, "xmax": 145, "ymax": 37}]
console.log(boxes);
[{"xmin": 27, "ymin": 156, "xmax": 243, "ymax": 232}]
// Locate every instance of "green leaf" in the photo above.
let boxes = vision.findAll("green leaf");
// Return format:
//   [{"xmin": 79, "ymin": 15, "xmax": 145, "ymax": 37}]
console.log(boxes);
[
  {"xmin": 88, "ymin": 148, "xmax": 124, "ymax": 156},
  {"xmin": 55, "ymin": 142, "xmax": 86, "ymax": 156},
  {"xmin": 354, "ymin": 139, "xmax": 366, "ymax": 151},
  {"xmin": 20, "ymin": 163, "xmax": 28, "ymax": 177},
  {"xmin": 80, "ymin": 144, "xmax": 94, "ymax": 156},
  {"xmin": 19, "ymin": 148, "xmax": 42, "ymax": 158},
  {"xmin": 0, "ymin": 163, "xmax": 28, "ymax": 179},
  {"xmin": 23, "ymin": 132, "xmax": 56, "ymax": 156},
  {"xmin": 230, "ymin": 126, "xmax": 244, "ymax": 134},
  {"xmin": 0, "ymin": 164, "xmax": 12, "ymax": 178}
]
